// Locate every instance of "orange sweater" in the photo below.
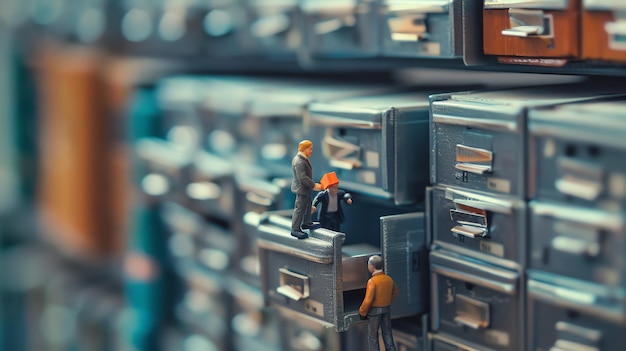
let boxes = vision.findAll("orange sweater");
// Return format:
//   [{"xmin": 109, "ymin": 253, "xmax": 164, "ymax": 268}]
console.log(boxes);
[{"xmin": 359, "ymin": 272, "xmax": 399, "ymax": 316}]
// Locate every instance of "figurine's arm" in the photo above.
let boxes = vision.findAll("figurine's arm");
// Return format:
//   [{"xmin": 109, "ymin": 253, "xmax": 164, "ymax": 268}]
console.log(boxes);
[
  {"xmin": 312, "ymin": 191, "xmax": 324, "ymax": 213},
  {"xmin": 342, "ymin": 191, "xmax": 353, "ymax": 205},
  {"xmin": 294, "ymin": 161, "xmax": 315, "ymax": 189},
  {"xmin": 359, "ymin": 279, "xmax": 375, "ymax": 317},
  {"xmin": 391, "ymin": 281, "xmax": 399, "ymax": 302}
]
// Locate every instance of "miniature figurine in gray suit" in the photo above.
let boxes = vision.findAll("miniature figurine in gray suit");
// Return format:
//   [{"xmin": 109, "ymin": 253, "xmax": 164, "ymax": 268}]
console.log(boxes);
[{"xmin": 291, "ymin": 140, "xmax": 322, "ymax": 239}]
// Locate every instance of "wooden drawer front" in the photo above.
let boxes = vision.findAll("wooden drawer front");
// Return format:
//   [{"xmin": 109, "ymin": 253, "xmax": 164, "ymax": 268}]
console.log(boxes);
[
  {"xmin": 483, "ymin": 7, "xmax": 580, "ymax": 57},
  {"xmin": 583, "ymin": 11, "xmax": 626, "ymax": 61}
]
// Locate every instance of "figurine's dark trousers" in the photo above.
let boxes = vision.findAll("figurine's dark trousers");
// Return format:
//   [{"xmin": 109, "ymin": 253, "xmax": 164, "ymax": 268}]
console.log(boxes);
[
  {"xmin": 291, "ymin": 193, "xmax": 312, "ymax": 231},
  {"xmin": 367, "ymin": 306, "xmax": 396, "ymax": 351}
]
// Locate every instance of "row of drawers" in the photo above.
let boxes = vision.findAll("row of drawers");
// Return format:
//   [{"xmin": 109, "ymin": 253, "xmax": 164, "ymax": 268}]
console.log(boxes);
[{"xmin": 18, "ymin": 0, "xmax": 626, "ymax": 67}]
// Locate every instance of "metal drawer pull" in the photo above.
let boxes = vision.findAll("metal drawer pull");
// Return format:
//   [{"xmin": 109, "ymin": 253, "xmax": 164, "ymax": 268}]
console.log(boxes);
[
  {"xmin": 555, "ymin": 157, "xmax": 604, "ymax": 200},
  {"xmin": 315, "ymin": 15, "xmax": 356, "ymax": 35},
  {"xmin": 605, "ymin": 19, "xmax": 626, "ymax": 51},
  {"xmin": 552, "ymin": 321, "xmax": 601, "ymax": 351},
  {"xmin": 555, "ymin": 177, "xmax": 602, "ymax": 201},
  {"xmin": 502, "ymin": 9, "xmax": 553, "ymax": 38},
  {"xmin": 322, "ymin": 134, "xmax": 362, "ymax": 169},
  {"xmin": 551, "ymin": 221, "xmax": 601, "ymax": 257},
  {"xmin": 454, "ymin": 295, "xmax": 490, "ymax": 329},
  {"xmin": 388, "ymin": 14, "xmax": 428, "ymax": 41},
  {"xmin": 277, "ymin": 268, "xmax": 310, "ymax": 301},
  {"xmin": 552, "ymin": 236, "xmax": 600, "ymax": 258},
  {"xmin": 450, "ymin": 206, "xmax": 488, "ymax": 238},
  {"xmin": 455, "ymin": 144, "xmax": 493, "ymax": 174}
]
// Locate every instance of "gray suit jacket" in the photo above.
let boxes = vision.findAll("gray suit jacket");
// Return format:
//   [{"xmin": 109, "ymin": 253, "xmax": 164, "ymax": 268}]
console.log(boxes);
[{"xmin": 291, "ymin": 154, "xmax": 315, "ymax": 195}]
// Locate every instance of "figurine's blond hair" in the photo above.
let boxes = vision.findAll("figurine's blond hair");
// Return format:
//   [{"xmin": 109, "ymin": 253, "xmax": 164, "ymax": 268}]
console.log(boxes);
[{"xmin": 298, "ymin": 140, "xmax": 313, "ymax": 152}]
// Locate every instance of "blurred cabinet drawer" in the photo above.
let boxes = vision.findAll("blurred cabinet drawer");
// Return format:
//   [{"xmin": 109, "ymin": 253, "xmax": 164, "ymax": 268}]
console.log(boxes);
[
  {"xmin": 529, "ymin": 201, "xmax": 626, "ymax": 287},
  {"xmin": 528, "ymin": 270, "xmax": 626, "ymax": 351},
  {"xmin": 298, "ymin": 0, "xmax": 380, "ymax": 58},
  {"xmin": 380, "ymin": 0, "xmax": 464, "ymax": 58},
  {"xmin": 582, "ymin": 0, "xmax": 626, "ymax": 62},
  {"xmin": 529, "ymin": 99, "xmax": 626, "ymax": 207}
]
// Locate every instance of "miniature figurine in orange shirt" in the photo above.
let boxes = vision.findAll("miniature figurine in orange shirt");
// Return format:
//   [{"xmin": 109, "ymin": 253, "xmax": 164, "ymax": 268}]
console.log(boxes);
[{"xmin": 359, "ymin": 255, "xmax": 399, "ymax": 351}]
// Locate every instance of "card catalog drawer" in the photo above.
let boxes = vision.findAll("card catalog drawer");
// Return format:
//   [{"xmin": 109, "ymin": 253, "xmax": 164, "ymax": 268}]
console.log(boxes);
[
  {"xmin": 529, "ymin": 201, "xmax": 626, "ymax": 287},
  {"xmin": 298, "ymin": 0, "xmax": 380, "ymax": 58},
  {"xmin": 306, "ymin": 91, "xmax": 434, "ymax": 205},
  {"xmin": 582, "ymin": 1, "xmax": 626, "ymax": 62},
  {"xmin": 381, "ymin": 0, "xmax": 464, "ymax": 58},
  {"xmin": 430, "ymin": 186, "xmax": 527, "ymax": 270},
  {"xmin": 528, "ymin": 99, "xmax": 626, "ymax": 207},
  {"xmin": 431, "ymin": 249, "xmax": 523, "ymax": 351},
  {"xmin": 528, "ymin": 270, "xmax": 626, "ymax": 351},
  {"xmin": 483, "ymin": 0, "xmax": 580, "ymax": 59}
]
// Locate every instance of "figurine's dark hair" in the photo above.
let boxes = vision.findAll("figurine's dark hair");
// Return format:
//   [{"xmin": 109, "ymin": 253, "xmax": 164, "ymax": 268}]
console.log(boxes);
[{"xmin": 368, "ymin": 255, "xmax": 383, "ymax": 270}]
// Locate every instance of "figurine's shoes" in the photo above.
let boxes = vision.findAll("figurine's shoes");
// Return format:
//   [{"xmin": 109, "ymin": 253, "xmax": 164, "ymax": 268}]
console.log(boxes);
[
  {"xmin": 301, "ymin": 222, "xmax": 320, "ymax": 230},
  {"xmin": 291, "ymin": 230, "xmax": 309, "ymax": 239}
]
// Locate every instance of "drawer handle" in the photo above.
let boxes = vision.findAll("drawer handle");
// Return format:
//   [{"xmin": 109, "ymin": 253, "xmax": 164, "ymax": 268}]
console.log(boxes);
[
  {"xmin": 388, "ymin": 14, "xmax": 428, "ymax": 42},
  {"xmin": 455, "ymin": 144, "xmax": 493, "ymax": 174},
  {"xmin": 605, "ymin": 19, "xmax": 626, "ymax": 51},
  {"xmin": 455, "ymin": 295, "xmax": 490, "ymax": 329},
  {"xmin": 450, "ymin": 206, "xmax": 488, "ymax": 238},
  {"xmin": 277, "ymin": 268, "xmax": 310, "ymax": 301},
  {"xmin": 322, "ymin": 134, "xmax": 362, "ymax": 169},
  {"xmin": 502, "ymin": 9, "xmax": 553, "ymax": 38}
]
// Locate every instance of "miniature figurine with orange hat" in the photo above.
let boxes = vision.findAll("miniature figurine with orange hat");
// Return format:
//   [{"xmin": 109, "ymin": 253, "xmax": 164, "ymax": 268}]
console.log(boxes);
[{"xmin": 312, "ymin": 171, "xmax": 353, "ymax": 232}]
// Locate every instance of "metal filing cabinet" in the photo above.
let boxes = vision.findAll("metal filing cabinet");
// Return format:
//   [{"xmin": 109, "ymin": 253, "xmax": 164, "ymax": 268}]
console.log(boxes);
[
  {"xmin": 430, "ymin": 83, "xmax": 626, "ymax": 199},
  {"xmin": 429, "ymin": 185, "xmax": 527, "ymax": 270},
  {"xmin": 430, "ymin": 249, "xmax": 523, "ymax": 351},
  {"xmin": 483, "ymin": 0, "xmax": 581, "ymax": 64},
  {"xmin": 174, "ymin": 263, "xmax": 231, "ymax": 351},
  {"xmin": 527, "ymin": 270, "xmax": 626, "ymax": 351},
  {"xmin": 245, "ymin": 0, "xmax": 300, "ymax": 57},
  {"xmin": 582, "ymin": 0, "xmax": 626, "ymax": 62},
  {"xmin": 162, "ymin": 202, "xmax": 234, "ymax": 274},
  {"xmin": 227, "ymin": 278, "xmax": 282, "ymax": 351},
  {"xmin": 258, "ymin": 209, "xmax": 427, "ymax": 332},
  {"xmin": 305, "ymin": 90, "xmax": 437, "ymax": 205},
  {"xmin": 157, "ymin": 76, "xmax": 208, "ymax": 151},
  {"xmin": 528, "ymin": 99, "xmax": 626, "ymax": 208},
  {"xmin": 380, "ymin": 0, "xmax": 465, "ymax": 58},
  {"xmin": 298, "ymin": 0, "xmax": 380, "ymax": 59},
  {"xmin": 135, "ymin": 138, "xmax": 194, "ymax": 202}
]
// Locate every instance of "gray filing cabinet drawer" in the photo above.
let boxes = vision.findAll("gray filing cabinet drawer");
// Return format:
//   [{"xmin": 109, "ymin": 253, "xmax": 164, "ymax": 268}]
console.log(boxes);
[
  {"xmin": 306, "ymin": 91, "xmax": 436, "ymax": 205},
  {"xmin": 431, "ymin": 249, "xmax": 523, "ymax": 351},
  {"xmin": 430, "ymin": 186, "xmax": 527, "ymax": 270},
  {"xmin": 529, "ymin": 200, "xmax": 626, "ymax": 287},
  {"xmin": 380, "ymin": 0, "xmax": 464, "ymax": 58},
  {"xmin": 529, "ymin": 99, "xmax": 626, "ymax": 207},
  {"xmin": 298, "ymin": 0, "xmax": 380, "ymax": 58},
  {"xmin": 259, "ymin": 210, "xmax": 427, "ymax": 332},
  {"xmin": 528, "ymin": 270, "xmax": 626, "ymax": 351}
]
